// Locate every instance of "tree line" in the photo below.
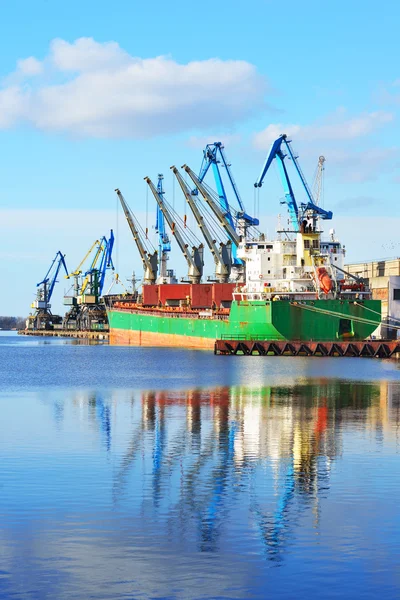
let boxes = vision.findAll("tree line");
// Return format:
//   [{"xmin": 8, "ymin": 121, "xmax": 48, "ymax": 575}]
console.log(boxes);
[{"xmin": 0, "ymin": 316, "xmax": 26, "ymax": 330}]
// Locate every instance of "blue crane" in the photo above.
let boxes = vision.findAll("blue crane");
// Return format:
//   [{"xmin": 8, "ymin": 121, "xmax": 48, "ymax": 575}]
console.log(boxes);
[
  {"xmin": 254, "ymin": 134, "xmax": 333, "ymax": 232},
  {"xmin": 35, "ymin": 251, "xmax": 69, "ymax": 309},
  {"xmin": 63, "ymin": 231, "xmax": 114, "ymax": 331},
  {"xmin": 96, "ymin": 229, "xmax": 115, "ymax": 297},
  {"xmin": 197, "ymin": 142, "xmax": 259, "ymax": 265},
  {"xmin": 81, "ymin": 230, "xmax": 115, "ymax": 299},
  {"xmin": 155, "ymin": 175, "xmax": 172, "ymax": 280},
  {"xmin": 29, "ymin": 251, "xmax": 69, "ymax": 330}
]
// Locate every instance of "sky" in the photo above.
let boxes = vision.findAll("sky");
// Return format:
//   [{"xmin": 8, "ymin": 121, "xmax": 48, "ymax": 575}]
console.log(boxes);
[{"xmin": 1, "ymin": 0, "xmax": 400, "ymax": 316}]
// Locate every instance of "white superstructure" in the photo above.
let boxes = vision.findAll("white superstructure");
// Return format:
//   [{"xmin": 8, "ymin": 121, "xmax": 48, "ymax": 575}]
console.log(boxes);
[{"xmin": 237, "ymin": 229, "xmax": 345, "ymax": 297}]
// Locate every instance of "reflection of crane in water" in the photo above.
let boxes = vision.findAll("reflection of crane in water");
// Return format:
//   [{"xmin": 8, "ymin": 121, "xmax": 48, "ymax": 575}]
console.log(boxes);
[
  {"xmin": 161, "ymin": 389, "xmax": 238, "ymax": 552},
  {"xmin": 198, "ymin": 404, "xmax": 237, "ymax": 552},
  {"xmin": 93, "ymin": 394, "xmax": 112, "ymax": 452},
  {"xmin": 70, "ymin": 392, "xmax": 113, "ymax": 451},
  {"xmin": 251, "ymin": 398, "xmax": 332, "ymax": 562},
  {"xmin": 114, "ymin": 391, "xmax": 191, "ymax": 506},
  {"xmin": 152, "ymin": 393, "xmax": 166, "ymax": 508},
  {"xmin": 149, "ymin": 391, "xmax": 199, "ymax": 508},
  {"xmin": 112, "ymin": 420, "xmax": 144, "ymax": 502}
]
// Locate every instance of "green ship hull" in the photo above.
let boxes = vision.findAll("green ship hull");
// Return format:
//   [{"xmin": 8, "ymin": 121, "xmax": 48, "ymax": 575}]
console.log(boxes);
[{"xmin": 107, "ymin": 299, "xmax": 381, "ymax": 349}]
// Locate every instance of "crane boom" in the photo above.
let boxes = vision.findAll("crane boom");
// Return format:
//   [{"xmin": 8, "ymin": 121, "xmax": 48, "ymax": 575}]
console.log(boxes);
[
  {"xmin": 156, "ymin": 175, "xmax": 172, "ymax": 279},
  {"xmin": 67, "ymin": 239, "xmax": 100, "ymax": 279},
  {"xmin": 254, "ymin": 134, "xmax": 333, "ymax": 232},
  {"xmin": 97, "ymin": 230, "xmax": 115, "ymax": 295},
  {"xmin": 144, "ymin": 177, "xmax": 204, "ymax": 284},
  {"xmin": 198, "ymin": 142, "xmax": 258, "ymax": 226},
  {"xmin": 37, "ymin": 251, "xmax": 68, "ymax": 303},
  {"xmin": 81, "ymin": 236, "xmax": 107, "ymax": 295},
  {"xmin": 171, "ymin": 166, "xmax": 231, "ymax": 283},
  {"xmin": 182, "ymin": 165, "xmax": 240, "ymax": 246},
  {"xmin": 115, "ymin": 188, "xmax": 158, "ymax": 285}
]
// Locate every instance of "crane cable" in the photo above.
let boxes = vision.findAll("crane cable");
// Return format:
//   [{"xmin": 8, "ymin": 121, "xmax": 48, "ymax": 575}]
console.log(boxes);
[
  {"xmin": 172, "ymin": 170, "xmax": 175, "ymax": 211},
  {"xmin": 145, "ymin": 183, "xmax": 149, "ymax": 239},
  {"xmin": 292, "ymin": 301, "xmax": 400, "ymax": 330},
  {"xmin": 115, "ymin": 192, "xmax": 119, "ymax": 274},
  {"xmin": 354, "ymin": 301, "xmax": 400, "ymax": 325}
]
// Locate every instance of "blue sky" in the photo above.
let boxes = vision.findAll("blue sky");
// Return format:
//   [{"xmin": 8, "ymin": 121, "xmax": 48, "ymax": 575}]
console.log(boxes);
[{"xmin": 1, "ymin": 0, "xmax": 399, "ymax": 315}]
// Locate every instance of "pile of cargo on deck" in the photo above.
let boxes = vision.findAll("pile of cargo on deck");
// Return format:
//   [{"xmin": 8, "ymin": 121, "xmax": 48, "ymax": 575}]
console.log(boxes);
[{"xmin": 142, "ymin": 283, "xmax": 236, "ymax": 309}]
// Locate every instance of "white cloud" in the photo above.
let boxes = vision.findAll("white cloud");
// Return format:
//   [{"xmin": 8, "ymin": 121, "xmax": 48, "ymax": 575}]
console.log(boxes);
[
  {"xmin": 185, "ymin": 134, "xmax": 241, "ymax": 149},
  {"xmin": 326, "ymin": 147, "xmax": 397, "ymax": 183},
  {"xmin": 16, "ymin": 56, "xmax": 43, "ymax": 76},
  {"xmin": 0, "ymin": 86, "xmax": 26, "ymax": 128},
  {"xmin": 50, "ymin": 37, "xmax": 130, "ymax": 72},
  {"xmin": 253, "ymin": 109, "xmax": 393, "ymax": 149},
  {"xmin": 0, "ymin": 37, "xmax": 267, "ymax": 138}
]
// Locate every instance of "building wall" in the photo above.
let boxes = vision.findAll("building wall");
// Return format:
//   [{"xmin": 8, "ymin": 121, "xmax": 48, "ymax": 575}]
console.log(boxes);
[{"xmin": 345, "ymin": 259, "xmax": 400, "ymax": 339}]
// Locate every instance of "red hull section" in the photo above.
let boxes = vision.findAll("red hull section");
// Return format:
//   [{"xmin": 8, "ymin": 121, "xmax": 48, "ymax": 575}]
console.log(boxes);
[{"xmin": 110, "ymin": 327, "xmax": 215, "ymax": 349}]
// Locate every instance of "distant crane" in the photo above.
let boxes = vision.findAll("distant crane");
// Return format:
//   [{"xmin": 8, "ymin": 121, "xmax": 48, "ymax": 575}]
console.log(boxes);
[
  {"xmin": 254, "ymin": 134, "xmax": 333, "ymax": 232},
  {"xmin": 171, "ymin": 166, "xmax": 232, "ymax": 283},
  {"xmin": 28, "ymin": 251, "xmax": 68, "ymax": 330},
  {"xmin": 63, "ymin": 231, "xmax": 114, "ymax": 330},
  {"xmin": 145, "ymin": 176, "xmax": 204, "ymax": 284},
  {"xmin": 80, "ymin": 230, "xmax": 115, "ymax": 299},
  {"xmin": 312, "ymin": 155, "xmax": 326, "ymax": 207},
  {"xmin": 115, "ymin": 188, "xmax": 158, "ymax": 285}
]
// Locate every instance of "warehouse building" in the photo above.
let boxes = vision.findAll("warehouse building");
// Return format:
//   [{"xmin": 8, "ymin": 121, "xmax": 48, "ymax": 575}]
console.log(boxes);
[{"xmin": 345, "ymin": 258, "xmax": 400, "ymax": 339}]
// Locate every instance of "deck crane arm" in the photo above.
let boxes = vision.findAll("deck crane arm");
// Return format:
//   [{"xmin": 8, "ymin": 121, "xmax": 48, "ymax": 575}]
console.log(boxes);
[
  {"xmin": 171, "ymin": 166, "xmax": 231, "ymax": 283},
  {"xmin": 182, "ymin": 165, "xmax": 240, "ymax": 246},
  {"xmin": 254, "ymin": 136, "xmax": 300, "ymax": 231},
  {"xmin": 156, "ymin": 175, "xmax": 172, "ymax": 280},
  {"xmin": 37, "ymin": 251, "xmax": 69, "ymax": 303},
  {"xmin": 156, "ymin": 176, "xmax": 171, "ymax": 253},
  {"xmin": 198, "ymin": 142, "xmax": 258, "ymax": 227},
  {"xmin": 115, "ymin": 188, "xmax": 158, "ymax": 284},
  {"xmin": 144, "ymin": 176, "xmax": 203, "ymax": 283},
  {"xmin": 254, "ymin": 134, "xmax": 333, "ymax": 232}
]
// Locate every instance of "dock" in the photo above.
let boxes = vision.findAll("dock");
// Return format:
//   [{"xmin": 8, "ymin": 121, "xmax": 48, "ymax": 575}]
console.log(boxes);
[
  {"xmin": 214, "ymin": 338, "xmax": 400, "ymax": 358},
  {"xmin": 18, "ymin": 330, "xmax": 109, "ymax": 341}
]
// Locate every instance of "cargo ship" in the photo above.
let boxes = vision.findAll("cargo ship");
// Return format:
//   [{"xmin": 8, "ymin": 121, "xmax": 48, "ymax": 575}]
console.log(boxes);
[
  {"xmin": 105, "ymin": 229, "xmax": 381, "ymax": 349},
  {"xmin": 105, "ymin": 138, "xmax": 381, "ymax": 348}
]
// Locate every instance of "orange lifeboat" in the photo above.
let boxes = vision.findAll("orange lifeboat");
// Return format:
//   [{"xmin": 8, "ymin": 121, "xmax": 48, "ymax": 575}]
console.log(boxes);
[{"xmin": 316, "ymin": 267, "xmax": 333, "ymax": 294}]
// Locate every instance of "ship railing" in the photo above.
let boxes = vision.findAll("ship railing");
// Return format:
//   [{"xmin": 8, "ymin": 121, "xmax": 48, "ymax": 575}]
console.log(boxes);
[{"xmin": 232, "ymin": 291, "xmax": 317, "ymax": 301}]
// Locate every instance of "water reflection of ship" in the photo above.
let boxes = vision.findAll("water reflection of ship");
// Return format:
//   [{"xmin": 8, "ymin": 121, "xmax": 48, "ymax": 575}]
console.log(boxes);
[
  {"xmin": 138, "ymin": 381, "xmax": 399, "ymax": 557},
  {"xmin": 137, "ymin": 386, "xmax": 329, "ymax": 555},
  {"xmin": 60, "ymin": 381, "xmax": 399, "ymax": 558}
]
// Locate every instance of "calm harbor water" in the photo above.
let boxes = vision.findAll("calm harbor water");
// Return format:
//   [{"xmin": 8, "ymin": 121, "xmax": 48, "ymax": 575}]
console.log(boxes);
[{"xmin": 1, "ymin": 332, "xmax": 400, "ymax": 599}]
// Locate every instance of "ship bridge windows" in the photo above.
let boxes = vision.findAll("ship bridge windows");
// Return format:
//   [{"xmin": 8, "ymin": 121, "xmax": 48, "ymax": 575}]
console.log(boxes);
[{"xmin": 257, "ymin": 244, "xmax": 274, "ymax": 250}]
